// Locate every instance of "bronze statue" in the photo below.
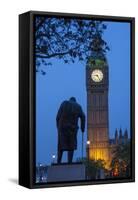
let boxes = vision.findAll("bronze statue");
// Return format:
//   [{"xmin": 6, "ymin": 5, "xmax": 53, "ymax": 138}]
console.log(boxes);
[{"xmin": 56, "ymin": 97, "xmax": 85, "ymax": 164}]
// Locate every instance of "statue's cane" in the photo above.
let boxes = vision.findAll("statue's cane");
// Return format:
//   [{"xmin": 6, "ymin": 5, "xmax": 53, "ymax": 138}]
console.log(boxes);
[{"xmin": 82, "ymin": 132, "xmax": 84, "ymax": 160}]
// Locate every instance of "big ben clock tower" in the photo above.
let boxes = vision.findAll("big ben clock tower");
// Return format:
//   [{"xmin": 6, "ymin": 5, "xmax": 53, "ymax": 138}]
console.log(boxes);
[{"xmin": 86, "ymin": 34, "xmax": 110, "ymax": 167}]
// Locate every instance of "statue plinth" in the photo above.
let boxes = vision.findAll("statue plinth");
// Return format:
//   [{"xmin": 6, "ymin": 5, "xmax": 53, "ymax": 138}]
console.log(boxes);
[{"xmin": 47, "ymin": 162, "xmax": 85, "ymax": 182}]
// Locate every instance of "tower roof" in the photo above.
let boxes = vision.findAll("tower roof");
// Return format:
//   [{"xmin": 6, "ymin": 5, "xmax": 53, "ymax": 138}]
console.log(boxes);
[
  {"xmin": 124, "ymin": 129, "xmax": 128, "ymax": 138},
  {"xmin": 86, "ymin": 33, "xmax": 108, "ymax": 69},
  {"xmin": 87, "ymin": 56, "xmax": 108, "ymax": 69},
  {"xmin": 119, "ymin": 128, "xmax": 123, "ymax": 139},
  {"xmin": 115, "ymin": 128, "xmax": 118, "ymax": 138}
]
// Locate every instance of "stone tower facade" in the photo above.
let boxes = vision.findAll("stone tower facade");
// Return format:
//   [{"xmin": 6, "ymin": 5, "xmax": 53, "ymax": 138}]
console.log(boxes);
[{"xmin": 86, "ymin": 57, "xmax": 110, "ymax": 168}]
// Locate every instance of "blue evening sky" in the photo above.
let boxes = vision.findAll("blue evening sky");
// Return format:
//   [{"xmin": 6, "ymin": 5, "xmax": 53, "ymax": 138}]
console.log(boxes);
[{"xmin": 36, "ymin": 20, "xmax": 130, "ymax": 165}]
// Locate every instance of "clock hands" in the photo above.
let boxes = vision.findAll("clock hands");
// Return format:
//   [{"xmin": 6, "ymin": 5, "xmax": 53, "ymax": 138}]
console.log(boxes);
[
  {"xmin": 91, "ymin": 69, "xmax": 103, "ymax": 82},
  {"xmin": 95, "ymin": 74, "xmax": 100, "ymax": 81}
]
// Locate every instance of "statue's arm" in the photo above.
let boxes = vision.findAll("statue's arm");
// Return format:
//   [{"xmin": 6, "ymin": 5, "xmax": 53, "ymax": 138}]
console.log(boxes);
[
  {"xmin": 56, "ymin": 107, "xmax": 61, "ymax": 129},
  {"xmin": 56, "ymin": 101, "xmax": 65, "ymax": 128},
  {"xmin": 79, "ymin": 107, "xmax": 85, "ymax": 133}
]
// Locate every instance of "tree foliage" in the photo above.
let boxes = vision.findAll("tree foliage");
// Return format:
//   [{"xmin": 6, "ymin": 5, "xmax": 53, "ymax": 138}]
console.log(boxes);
[
  {"xmin": 111, "ymin": 143, "xmax": 131, "ymax": 177},
  {"xmin": 77, "ymin": 157, "xmax": 105, "ymax": 179},
  {"xmin": 35, "ymin": 17, "xmax": 109, "ymax": 74}
]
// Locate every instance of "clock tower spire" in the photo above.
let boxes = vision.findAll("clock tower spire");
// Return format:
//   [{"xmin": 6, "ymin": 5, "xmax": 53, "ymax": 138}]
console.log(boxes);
[{"xmin": 86, "ymin": 32, "xmax": 110, "ymax": 168}]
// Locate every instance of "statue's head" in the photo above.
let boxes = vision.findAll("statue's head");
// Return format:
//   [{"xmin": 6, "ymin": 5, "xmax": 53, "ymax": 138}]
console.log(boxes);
[{"xmin": 69, "ymin": 97, "xmax": 76, "ymax": 102}]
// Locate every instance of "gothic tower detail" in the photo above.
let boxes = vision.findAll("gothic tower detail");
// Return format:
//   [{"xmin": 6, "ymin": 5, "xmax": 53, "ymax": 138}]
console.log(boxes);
[
  {"xmin": 86, "ymin": 52, "xmax": 110, "ymax": 167},
  {"xmin": 115, "ymin": 129, "xmax": 119, "ymax": 144}
]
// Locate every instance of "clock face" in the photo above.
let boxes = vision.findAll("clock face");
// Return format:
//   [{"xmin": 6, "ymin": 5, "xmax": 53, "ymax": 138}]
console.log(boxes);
[{"xmin": 91, "ymin": 69, "xmax": 103, "ymax": 82}]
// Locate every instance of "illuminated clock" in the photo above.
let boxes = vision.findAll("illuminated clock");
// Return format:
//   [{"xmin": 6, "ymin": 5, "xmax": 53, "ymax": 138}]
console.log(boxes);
[{"xmin": 91, "ymin": 69, "xmax": 103, "ymax": 82}]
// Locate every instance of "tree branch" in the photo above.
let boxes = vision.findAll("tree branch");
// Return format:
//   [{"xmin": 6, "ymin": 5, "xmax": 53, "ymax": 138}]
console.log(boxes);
[
  {"xmin": 36, "ymin": 51, "xmax": 71, "ymax": 59},
  {"xmin": 36, "ymin": 17, "xmax": 46, "ymax": 31}
]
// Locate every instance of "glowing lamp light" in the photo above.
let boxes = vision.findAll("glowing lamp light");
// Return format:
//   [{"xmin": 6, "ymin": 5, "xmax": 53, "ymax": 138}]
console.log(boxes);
[
  {"xmin": 52, "ymin": 154, "xmax": 56, "ymax": 164},
  {"xmin": 87, "ymin": 140, "xmax": 90, "ymax": 145},
  {"xmin": 52, "ymin": 154, "xmax": 56, "ymax": 159}
]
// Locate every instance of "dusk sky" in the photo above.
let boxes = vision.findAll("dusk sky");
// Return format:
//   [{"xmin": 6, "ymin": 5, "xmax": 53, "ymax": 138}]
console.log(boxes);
[{"xmin": 36, "ymin": 20, "xmax": 130, "ymax": 165}]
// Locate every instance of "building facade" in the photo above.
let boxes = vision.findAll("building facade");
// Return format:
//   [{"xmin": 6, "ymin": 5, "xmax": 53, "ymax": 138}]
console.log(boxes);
[
  {"xmin": 86, "ymin": 56, "xmax": 129, "ymax": 169},
  {"xmin": 86, "ymin": 56, "xmax": 110, "ymax": 168}
]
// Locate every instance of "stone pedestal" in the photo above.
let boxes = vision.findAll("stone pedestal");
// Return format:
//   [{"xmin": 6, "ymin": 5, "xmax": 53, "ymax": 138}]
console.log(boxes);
[{"xmin": 47, "ymin": 163, "xmax": 85, "ymax": 182}]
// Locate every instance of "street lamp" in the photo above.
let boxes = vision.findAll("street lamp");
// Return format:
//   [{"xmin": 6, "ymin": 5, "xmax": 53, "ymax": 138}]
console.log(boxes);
[
  {"xmin": 52, "ymin": 154, "xmax": 56, "ymax": 164},
  {"xmin": 38, "ymin": 163, "xmax": 43, "ymax": 182},
  {"xmin": 86, "ymin": 140, "xmax": 90, "ymax": 180},
  {"xmin": 86, "ymin": 140, "xmax": 90, "ymax": 162}
]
